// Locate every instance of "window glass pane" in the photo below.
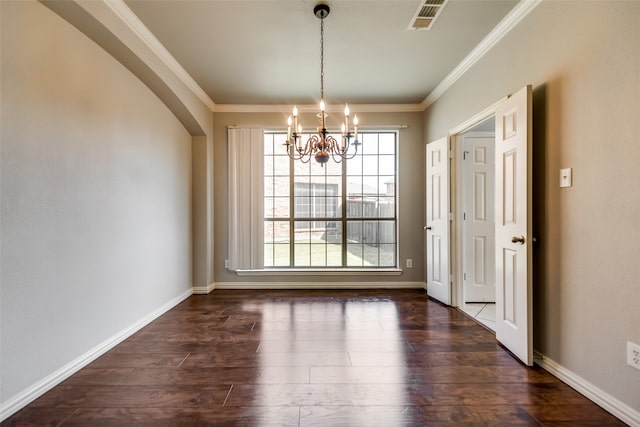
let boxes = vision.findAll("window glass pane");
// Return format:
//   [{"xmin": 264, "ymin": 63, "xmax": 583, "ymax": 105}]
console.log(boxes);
[
  {"xmin": 264, "ymin": 198, "xmax": 274, "ymax": 218},
  {"xmin": 264, "ymin": 135, "xmax": 275, "ymax": 155},
  {"xmin": 362, "ymin": 220, "xmax": 378, "ymax": 244},
  {"xmin": 379, "ymin": 220, "xmax": 396, "ymax": 243},
  {"xmin": 346, "ymin": 154, "xmax": 362, "ymax": 176},
  {"xmin": 273, "ymin": 221, "xmax": 290, "ymax": 243},
  {"xmin": 264, "ymin": 177, "xmax": 274, "ymax": 197},
  {"xmin": 264, "ymin": 243, "xmax": 274, "ymax": 267},
  {"xmin": 294, "ymin": 158, "xmax": 310, "ymax": 176},
  {"xmin": 364, "ymin": 246, "xmax": 379, "ymax": 266},
  {"xmin": 273, "ymin": 244, "xmax": 290, "ymax": 267},
  {"xmin": 273, "ymin": 155, "xmax": 290, "ymax": 175},
  {"xmin": 273, "ymin": 176, "xmax": 290, "ymax": 197},
  {"xmin": 347, "ymin": 220, "xmax": 362, "ymax": 243},
  {"xmin": 362, "ymin": 199, "xmax": 379, "ymax": 219},
  {"xmin": 327, "ymin": 245, "xmax": 342, "ymax": 266},
  {"xmin": 362, "ymin": 176, "xmax": 379, "ymax": 196},
  {"xmin": 362, "ymin": 155, "xmax": 378, "ymax": 176},
  {"xmin": 361, "ymin": 133, "xmax": 378, "ymax": 155},
  {"xmin": 326, "ymin": 222, "xmax": 342, "ymax": 243},
  {"xmin": 378, "ymin": 196, "xmax": 395, "ymax": 218},
  {"xmin": 264, "ymin": 155, "xmax": 274, "ymax": 175},
  {"xmin": 379, "ymin": 133, "xmax": 395, "ymax": 155},
  {"xmin": 325, "ymin": 176, "xmax": 342, "ymax": 197},
  {"xmin": 347, "ymin": 244, "xmax": 363, "ymax": 266},
  {"xmin": 293, "ymin": 221, "xmax": 311, "ymax": 267},
  {"xmin": 325, "ymin": 159, "xmax": 342, "ymax": 176},
  {"xmin": 273, "ymin": 197, "xmax": 290, "ymax": 218},
  {"xmin": 346, "ymin": 195, "xmax": 363, "ymax": 218},
  {"xmin": 310, "ymin": 243, "xmax": 327, "ymax": 266},
  {"xmin": 379, "ymin": 177, "xmax": 395, "ymax": 197},
  {"xmin": 379, "ymin": 155, "xmax": 395, "ymax": 175},
  {"xmin": 379, "ymin": 244, "xmax": 396, "ymax": 267}
]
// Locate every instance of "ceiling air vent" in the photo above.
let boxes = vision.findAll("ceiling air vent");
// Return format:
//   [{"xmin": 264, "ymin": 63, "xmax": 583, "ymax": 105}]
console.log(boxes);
[{"xmin": 408, "ymin": 0, "xmax": 449, "ymax": 30}]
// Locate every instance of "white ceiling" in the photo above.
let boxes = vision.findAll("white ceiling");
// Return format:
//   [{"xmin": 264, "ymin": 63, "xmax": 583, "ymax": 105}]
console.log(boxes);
[{"xmin": 125, "ymin": 0, "xmax": 519, "ymax": 106}]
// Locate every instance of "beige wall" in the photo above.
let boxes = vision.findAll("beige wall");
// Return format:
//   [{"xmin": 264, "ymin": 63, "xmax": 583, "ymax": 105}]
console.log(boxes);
[
  {"xmin": 1, "ymin": 0, "xmax": 192, "ymax": 407},
  {"xmin": 213, "ymin": 111, "xmax": 425, "ymax": 284},
  {"xmin": 424, "ymin": 1, "xmax": 640, "ymax": 412}
]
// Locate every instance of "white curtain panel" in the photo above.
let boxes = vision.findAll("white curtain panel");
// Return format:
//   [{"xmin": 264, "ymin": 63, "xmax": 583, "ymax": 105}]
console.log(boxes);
[{"xmin": 227, "ymin": 127, "xmax": 264, "ymax": 270}]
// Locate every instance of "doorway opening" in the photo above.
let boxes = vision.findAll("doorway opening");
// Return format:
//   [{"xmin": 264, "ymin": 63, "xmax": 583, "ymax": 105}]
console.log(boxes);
[{"xmin": 452, "ymin": 116, "xmax": 496, "ymax": 331}]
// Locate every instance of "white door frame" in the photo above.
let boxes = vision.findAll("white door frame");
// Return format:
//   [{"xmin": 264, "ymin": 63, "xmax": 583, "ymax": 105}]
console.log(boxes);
[
  {"xmin": 448, "ymin": 98, "xmax": 506, "ymax": 308},
  {"xmin": 458, "ymin": 130, "xmax": 496, "ymax": 303}
]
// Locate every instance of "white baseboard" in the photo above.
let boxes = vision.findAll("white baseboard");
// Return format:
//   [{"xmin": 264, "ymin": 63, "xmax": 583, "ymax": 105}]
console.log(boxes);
[
  {"xmin": 192, "ymin": 282, "xmax": 215, "ymax": 294},
  {"xmin": 214, "ymin": 281, "xmax": 426, "ymax": 290},
  {"xmin": 534, "ymin": 350, "xmax": 640, "ymax": 426},
  {"xmin": 0, "ymin": 288, "xmax": 193, "ymax": 422}
]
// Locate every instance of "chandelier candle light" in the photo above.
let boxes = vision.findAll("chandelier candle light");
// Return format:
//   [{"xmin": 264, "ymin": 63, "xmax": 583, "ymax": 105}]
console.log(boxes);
[{"xmin": 285, "ymin": 3, "xmax": 360, "ymax": 165}]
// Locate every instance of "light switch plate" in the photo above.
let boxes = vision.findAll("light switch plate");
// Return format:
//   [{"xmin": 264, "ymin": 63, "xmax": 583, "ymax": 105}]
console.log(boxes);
[{"xmin": 560, "ymin": 168, "xmax": 572, "ymax": 188}]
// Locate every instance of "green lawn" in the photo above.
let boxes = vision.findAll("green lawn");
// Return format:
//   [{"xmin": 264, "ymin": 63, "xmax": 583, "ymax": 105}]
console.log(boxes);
[{"xmin": 264, "ymin": 239, "xmax": 395, "ymax": 267}]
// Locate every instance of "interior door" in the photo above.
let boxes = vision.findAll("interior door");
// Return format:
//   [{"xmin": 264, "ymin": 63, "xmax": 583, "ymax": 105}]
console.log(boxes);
[
  {"xmin": 463, "ymin": 134, "xmax": 495, "ymax": 303},
  {"xmin": 426, "ymin": 137, "xmax": 450, "ymax": 305},
  {"xmin": 494, "ymin": 85, "xmax": 533, "ymax": 365}
]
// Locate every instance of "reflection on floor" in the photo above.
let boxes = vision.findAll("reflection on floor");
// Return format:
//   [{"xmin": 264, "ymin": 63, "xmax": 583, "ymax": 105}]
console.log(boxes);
[
  {"xmin": 461, "ymin": 302, "xmax": 496, "ymax": 331},
  {"xmin": 5, "ymin": 291, "xmax": 624, "ymax": 426}
]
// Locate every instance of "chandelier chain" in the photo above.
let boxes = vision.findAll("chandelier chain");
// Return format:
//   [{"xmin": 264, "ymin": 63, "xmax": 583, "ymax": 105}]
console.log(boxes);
[{"xmin": 320, "ymin": 15, "xmax": 324, "ymax": 102}]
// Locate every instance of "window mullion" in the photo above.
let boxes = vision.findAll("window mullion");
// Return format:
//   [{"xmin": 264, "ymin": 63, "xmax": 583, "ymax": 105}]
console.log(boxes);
[
  {"xmin": 289, "ymin": 154, "xmax": 294, "ymax": 267},
  {"xmin": 341, "ymin": 157, "xmax": 347, "ymax": 267}
]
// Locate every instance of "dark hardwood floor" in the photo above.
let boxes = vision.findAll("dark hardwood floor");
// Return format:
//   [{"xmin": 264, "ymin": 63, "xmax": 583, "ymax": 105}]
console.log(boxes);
[{"xmin": 4, "ymin": 290, "xmax": 624, "ymax": 426}]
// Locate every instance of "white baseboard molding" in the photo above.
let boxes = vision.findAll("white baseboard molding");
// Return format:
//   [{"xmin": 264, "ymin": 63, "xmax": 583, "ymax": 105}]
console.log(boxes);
[
  {"xmin": 0, "ymin": 288, "xmax": 193, "ymax": 422},
  {"xmin": 534, "ymin": 350, "xmax": 640, "ymax": 426},
  {"xmin": 214, "ymin": 281, "xmax": 427, "ymax": 290},
  {"xmin": 192, "ymin": 282, "xmax": 215, "ymax": 294}
]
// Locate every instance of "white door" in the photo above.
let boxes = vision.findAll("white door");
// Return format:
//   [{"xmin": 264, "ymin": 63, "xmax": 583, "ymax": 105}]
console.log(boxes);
[
  {"xmin": 426, "ymin": 137, "xmax": 450, "ymax": 305},
  {"xmin": 463, "ymin": 135, "xmax": 495, "ymax": 303},
  {"xmin": 494, "ymin": 85, "xmax": 533, "ymax": 365}
]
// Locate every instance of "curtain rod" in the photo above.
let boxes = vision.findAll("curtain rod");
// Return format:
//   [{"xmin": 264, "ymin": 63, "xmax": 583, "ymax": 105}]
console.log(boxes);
[{"xmin": 264, "ymin": 124, "xmax": 408, "ymax": 132}]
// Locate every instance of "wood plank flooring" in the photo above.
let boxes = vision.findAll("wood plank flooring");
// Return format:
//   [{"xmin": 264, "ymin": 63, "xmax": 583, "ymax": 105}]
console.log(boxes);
[{"xmin": 3, "ymin": 290, "xmax": 624, "ymax": 426}]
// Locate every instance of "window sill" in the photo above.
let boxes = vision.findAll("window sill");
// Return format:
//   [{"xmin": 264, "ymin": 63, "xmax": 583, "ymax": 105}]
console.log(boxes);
[{"xmin": 235, "ymin": 268, "xmax": 404, "ymax": 276}]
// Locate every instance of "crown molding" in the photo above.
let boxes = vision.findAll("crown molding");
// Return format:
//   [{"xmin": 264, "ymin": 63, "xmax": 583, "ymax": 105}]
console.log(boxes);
[
  {"xmin": 421, "ymin": 0, "xmax": 542, "ymax": 110},
  {"xmin": 214, "ymin": 103, "xmax": 425, "ymax": 113},
  {"xmin": 104, "ymin": 0, "xmax": 216, "ymax": 112}
]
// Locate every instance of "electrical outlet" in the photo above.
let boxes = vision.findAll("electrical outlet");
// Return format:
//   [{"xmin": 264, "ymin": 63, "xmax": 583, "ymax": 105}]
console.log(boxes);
[
  {"xmin": 560, "ymin": 168, "xmax": 572, "ymax": 188},
  {"xmin": 627, "ymin": 341, "xmax": 640, "ymax": 370},
  {"xmin": 224, "ymin": 259, "xmax": 230, "ymax": 269},
  {"xmin": 406, "ymin": 259, "xmax": 413, "ymax": 268}
]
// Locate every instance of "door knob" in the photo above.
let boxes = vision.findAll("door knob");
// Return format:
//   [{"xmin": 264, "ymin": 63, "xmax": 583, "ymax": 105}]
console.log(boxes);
[
  {"xmin": 424, "ymin": 226, "xmax": 432, "ymax": 231},
  {"xmin": 511, "ymin": 235, "xmax": 525, "ymax": 244}
]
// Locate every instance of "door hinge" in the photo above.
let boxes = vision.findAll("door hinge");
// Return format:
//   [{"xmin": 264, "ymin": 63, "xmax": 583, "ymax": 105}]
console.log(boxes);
[
  {"xmin": 449, "ymin": 212, "xmax": 454, "ymax": 221},
  {"xmin": 463, "ymin": 151, "xmax": 470, "ymax": 160},
  {"xmin": 448, "ymin": 150, "xmax": 454, "ymax": 159},
  {"xmin": 463, "ymin": 212, "xmax": 466, "ymax": 220}
]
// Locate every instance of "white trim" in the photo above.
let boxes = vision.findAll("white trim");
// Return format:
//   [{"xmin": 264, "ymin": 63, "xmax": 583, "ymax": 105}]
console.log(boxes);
[
  {"xmin": 214, "ymin": 104, "xmax": 424, "ymax": 113},
  {"xmin": 236, "ymin": 269, "xmax": 403, "ymax": 277},
  {"xmin": 104, "ymin": 0, "xmax": 216, "ymax": 112},
  {"xmin": 421, "ymin": 0, "xmax": 542, "ymax": 110},
  {"xmin": 215, "ymin": 281, "xmax": 426, "ymax": 290},
  {"xmin": 0, "ymin": 288, "xmax": 193, "ymax": 422},
  {"xmin": 192, "ymin": 282, "xmax": 216, "ymax": 294},
  {"xmin": 448, "ymin": 97, "xmax": 506, "ymax": 136},
  {"xmin": 534, "ymin": 351, "xmax": 640, "ymax": 426}
]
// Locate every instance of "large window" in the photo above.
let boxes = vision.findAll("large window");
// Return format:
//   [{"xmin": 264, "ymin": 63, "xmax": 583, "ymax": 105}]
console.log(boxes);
[{"xmin": 264, "ymin": 132, "xmax": 397, "ymax": 268}]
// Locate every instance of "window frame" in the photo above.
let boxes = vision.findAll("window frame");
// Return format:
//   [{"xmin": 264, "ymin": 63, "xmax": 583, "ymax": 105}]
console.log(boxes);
[{"xmin": 263, "ymin": 130, "xmax": 400, "ymax": 272}]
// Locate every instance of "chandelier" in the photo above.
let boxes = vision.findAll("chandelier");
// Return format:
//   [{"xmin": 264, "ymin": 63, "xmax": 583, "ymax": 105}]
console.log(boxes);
[{"xmin": 285, "ymin": 3, "xmax": 360, "ymax": 165}]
